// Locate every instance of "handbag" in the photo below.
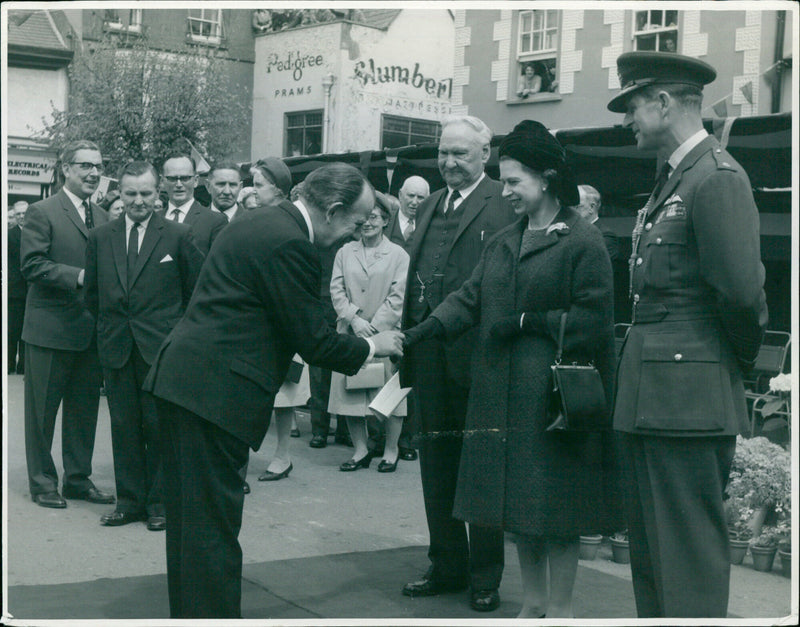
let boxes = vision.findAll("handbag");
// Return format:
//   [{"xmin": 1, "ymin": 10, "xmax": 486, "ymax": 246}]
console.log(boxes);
[
  {"xmin": 345, "ymin": 361, "xmax": 385, "ymax": 390},
  {"xmin": 283, "ymin": 355, "xmax": 304, "ymax": 385},
  {"xmin": 546, "ymin": 312, "xmax": 609, "ymax": 432}
]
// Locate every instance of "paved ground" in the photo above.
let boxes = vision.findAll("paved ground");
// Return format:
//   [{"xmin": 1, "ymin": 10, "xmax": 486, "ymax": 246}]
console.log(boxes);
[{"xmin": 2, "ymin": 373, "xmax": 795, "ymax": 623}]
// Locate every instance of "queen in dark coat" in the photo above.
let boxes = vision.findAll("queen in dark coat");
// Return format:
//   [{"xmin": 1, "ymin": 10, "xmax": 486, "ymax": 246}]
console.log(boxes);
[{"xmin": 403, "ymin": 120, "xmax": 621, "ymax": 618}]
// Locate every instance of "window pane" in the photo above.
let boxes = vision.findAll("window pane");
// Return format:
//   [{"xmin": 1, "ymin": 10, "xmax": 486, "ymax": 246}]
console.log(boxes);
[
  {"xmin": 636, "ymin": 11, "xmax": 647, "ymax": 31},
  {"xmin": 546, "ymin": 10, "xmax": 558, "ymax": 27},
  {"xmin": 659, "ymin": 32, "xmax": 677, "ymax": 52},
  {"xmin": 665, "ymin": 11, "xmax": 678, "ymax": 27},
  {"xmin": 532, "ymin": 33, "xmax": 541, "ymax": 51},
  {"xmin": 545, "ymin": 29, "xmax": 557, "ymax": 49},
  {"xmin": 533, "ymin": 10, "xmax": 543, "ymax": 30},
  {"xmin": 521, "ymin": 33, "xmax": 531, "ymax": 53},
  {"xmin": 636, "ymin": 34, "xmax": 657, "ymax": 51},
  {"xmin": 651, "ymin": 11, "xmax": 663, "ymax": 27},
  {"xmin": 521, "ymin": 12, "xmax": 532, "ymax": 33}
]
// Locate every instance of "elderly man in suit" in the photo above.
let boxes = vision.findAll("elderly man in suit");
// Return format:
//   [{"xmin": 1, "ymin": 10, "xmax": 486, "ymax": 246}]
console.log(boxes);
[
  {"xmin": 161, "ymin": 152, "xmax": 227, "ymax": 255},
  {"xmin": 399, "ymin": 115, "xmax": 516, "ymax": 612},
  {"xmin": 206, "ymin": 161, "xmax": 243, "ymax": 223},
  {"xmin": 143, "ymin": 163, "xmax": 404, "ymax": 618},
  {"xmin": 85, "ymin": 161, "xmax": 204, "ymax": 532},
  {"xmin": 608, "ymin": 51, "xmax": 767, "ymax": 617},
  {"xmin": 574, "ymin": 184, "xmax": 620, "ymax": 262},
  {"xmin": 7, "ymin": 201, "xmax": 28, "ymax": 374},
  {"xmin": 20, "ymin": 139, "xmax": 114, "ymax": 509}
]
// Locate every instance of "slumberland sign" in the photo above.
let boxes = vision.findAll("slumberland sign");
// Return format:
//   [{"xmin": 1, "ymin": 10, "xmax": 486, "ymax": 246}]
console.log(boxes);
[{"xmin": 354, "ymin": 59, "xmax": 452, "ymax": 99}]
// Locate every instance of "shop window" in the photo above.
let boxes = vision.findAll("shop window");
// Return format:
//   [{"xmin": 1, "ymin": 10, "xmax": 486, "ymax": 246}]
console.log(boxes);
[
  {"xmin": 286, "ymin": 110, "xmax": 323, "ymax": 157},
  {"xmin": 381, "ymin": 115, "xmax": 442, "ymax": 150},
  {"xmin": 515, "ymin": 10, "xmax": 560, "ymax": 99},
  {"xmin": 187, "ymin": 9, "xmax": 223, "ymax": 45},
  {"xmin": 103, "ymin": 9, "xmax": 142, "ymax": 33},
  {"xmin": 633, "ymin": 9, "xmax": 679, "ymax": 52}
]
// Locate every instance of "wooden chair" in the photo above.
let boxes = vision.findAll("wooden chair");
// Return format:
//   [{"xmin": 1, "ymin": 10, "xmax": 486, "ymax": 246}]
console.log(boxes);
[{"xmin": 744, "ymin": 331, "xmax": 791, "ymax": 437}]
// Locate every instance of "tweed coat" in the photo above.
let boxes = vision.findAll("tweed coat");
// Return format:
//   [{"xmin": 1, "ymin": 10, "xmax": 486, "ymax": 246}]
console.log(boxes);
[{"xmin": 430, "ymin": 207, "xmax": 622, "ymax": 536}]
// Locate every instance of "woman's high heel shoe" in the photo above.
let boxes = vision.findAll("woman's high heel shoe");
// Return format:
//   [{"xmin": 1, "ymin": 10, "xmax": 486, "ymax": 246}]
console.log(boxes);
[
  {"xmin": 340, "ymin": 452, "xmax": 372, "ymax": 471},
  {"xmin": 377, "ymin": 459, "xmax": 398, "ymax": 473}
]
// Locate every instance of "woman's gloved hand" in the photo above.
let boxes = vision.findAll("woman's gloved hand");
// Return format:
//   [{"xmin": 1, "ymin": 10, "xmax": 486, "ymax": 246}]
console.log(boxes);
[
  {"xmin": 402, "ymin": 316, "xmax": 445, "ymax": 349},
  {"xmin": 489, "ymin": 312, "xmax": 548, "ymax": 341}
]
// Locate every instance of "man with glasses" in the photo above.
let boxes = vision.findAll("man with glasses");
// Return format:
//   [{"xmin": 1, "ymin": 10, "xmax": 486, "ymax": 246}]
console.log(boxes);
[
  {"xmin": 20, "ymin": 139, "xmax": 114, "ymax": 509},
  {"xmin": 161, "ymin": 152, "xmax": 226, "ymax": 255}
]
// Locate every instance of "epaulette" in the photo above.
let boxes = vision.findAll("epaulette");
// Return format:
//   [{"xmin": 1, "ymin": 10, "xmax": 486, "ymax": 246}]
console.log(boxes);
[{"xmin": 711, "ymin": 147, "xmax": 737, "ymax": 172}]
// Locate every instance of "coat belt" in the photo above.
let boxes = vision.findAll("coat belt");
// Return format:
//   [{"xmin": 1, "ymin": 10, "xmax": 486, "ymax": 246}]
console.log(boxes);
[{"xmin": 632, "ymin": 300, "xmax": 716, "ymax": 324}]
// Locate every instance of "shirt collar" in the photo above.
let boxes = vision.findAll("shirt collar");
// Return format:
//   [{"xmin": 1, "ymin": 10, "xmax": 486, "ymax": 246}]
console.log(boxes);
[
  {"xmin": 168, "ymin": 198, "xmax": 194, "ymax": 215},
  {"xmin": 212, "ymin": 203, "xmax": 237, "ymax": 221},
  {"xmin": 293, "ymin": 199, "xmax": 315, "ymax": 244},
  {"xmin": 125, "ymin": 212, "xmax": 152, "ymax": 232},
  {"xmin": 668, "ymin": 129, "xmax": 709, "ymax": 173},
  {"xmin": 397, "ymin": 209, "xmax": 413, "ymax": 231},
  {"xmin": 448, "ymin": 172, "xmax": 485, "ymax": 204},
  {"xmin": 62, "ymin": 186, "xmax": 88, "ymax": 212}
]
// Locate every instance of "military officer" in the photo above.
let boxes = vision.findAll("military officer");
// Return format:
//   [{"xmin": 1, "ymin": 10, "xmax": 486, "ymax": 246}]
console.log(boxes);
[{"xmin": 608, "ymin": 52, "xmax": 768, "ymax": 618}]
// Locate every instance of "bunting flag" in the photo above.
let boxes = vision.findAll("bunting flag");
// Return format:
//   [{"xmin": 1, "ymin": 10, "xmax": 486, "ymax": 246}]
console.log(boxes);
[
  {"xmin": 739, "ymin": 81, "xmax": 754, "ymax": 105},
  {"xmin": 186, "ymin": 140, "xmax": 211, "ymax": 174},
  {"xmin": 712, "ymin": 98, "xmax": 728, "ymax": 118}
]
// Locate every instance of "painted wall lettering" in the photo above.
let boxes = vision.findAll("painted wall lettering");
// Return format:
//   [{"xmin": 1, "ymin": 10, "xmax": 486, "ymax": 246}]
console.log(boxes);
[
  {"xmin": 273, "ymin": 85, "xmax": 312, "ymax": 98},
  {"xmin": 267, "ymin": 51, "xmax": 324, "ymax": 81},
  {"xmin": 353, "ymin": 59, "xmax": 452, "ymax": 99}
]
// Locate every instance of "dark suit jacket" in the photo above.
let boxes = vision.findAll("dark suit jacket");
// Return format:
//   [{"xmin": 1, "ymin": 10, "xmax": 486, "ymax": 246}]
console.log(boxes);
[
  {"xmin": 84, "ymin": 213, "xmax": 204, "ymax": 370},
  {"xmin": 595, "ymin": 220, "xmax": 621, "ymax": 262},
  {"xmin": 7, "ymin": 225, "xmax": 27, "ymax": 301},
  {"xmin": 144, "ymin": 200, "xmax": 370, "ymax": 450},
  {"xmin": 385, "ymin": 208, "xmax": 414, "ymax": 251},
  {"xmin": 20, "ymin": 189, "xmax": 108, "ymax": 351},
  {"xmin": 180, "ymin": 201, "xmax": 227, "ymax": 256},
  {"xmin": 401, "ymin": 175, "xmax": 516, "ymax": 386}
]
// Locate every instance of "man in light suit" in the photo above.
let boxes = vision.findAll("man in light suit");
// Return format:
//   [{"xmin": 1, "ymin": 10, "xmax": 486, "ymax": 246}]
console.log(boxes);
[
  {"xmin": 608, "ymin": 51, "xmax": 767, "ymax": 617},
  {"xmin": 85, "ymin": 161, "xmax": 204, "ymax": 531},
  {"xmin": 399, "ymin": 116, "xmax": 516, "ymax": 612},
  {"xmin": 143, "ymin": 163, "xmax": 404, "ymax": 618},
  {"xmin": 206, "ymin": 161, "xmax": 243, "ymax": 223},
  {"xmin": 161, "ymin": 152, "xmax": 227, "ymax": 255},
  {"xmin": 21, "ymin": 139, "xmax": 114, "ymax": 509}
]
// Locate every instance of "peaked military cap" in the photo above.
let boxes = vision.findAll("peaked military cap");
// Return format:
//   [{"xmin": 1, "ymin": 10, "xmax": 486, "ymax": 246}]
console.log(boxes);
[{"xmin": 607, "ymin": 51, "xmax": 716, "ymax": 113}]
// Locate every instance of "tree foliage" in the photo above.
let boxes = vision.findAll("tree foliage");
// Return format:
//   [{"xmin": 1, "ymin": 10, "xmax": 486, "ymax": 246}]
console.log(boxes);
[{"xmin": 38, "ymin": 37, "xmax": 251, "ymax": 178}]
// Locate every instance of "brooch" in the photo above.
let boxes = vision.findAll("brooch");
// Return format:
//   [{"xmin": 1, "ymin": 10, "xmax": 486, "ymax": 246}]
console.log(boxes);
[{"xmin": 546, "ymin": 222, "xmax": 569, "ymax": 235}]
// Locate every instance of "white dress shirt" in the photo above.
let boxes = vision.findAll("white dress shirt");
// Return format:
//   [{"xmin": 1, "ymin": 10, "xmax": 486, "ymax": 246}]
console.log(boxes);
[
  {"xmin": 62, "ymin": 186, "xmax": 90, "ymax": 222},
  {"xmin": 667, "ymin": 129, "xmax": 709, "ymax": 175},
  {"xmin": 167, "ymin": 199, "xmax": 194, "ymax": 223},
  {"xmin": 125, "ymin": 213, "xmax": 152, "ymax": 253},
  {"xmin": 212, "ymin": 203, "xmax": 238, "ymax": 222},
  {"xmin": 445, "ymin": 172, "xmax": 485, "ymax": 212}
]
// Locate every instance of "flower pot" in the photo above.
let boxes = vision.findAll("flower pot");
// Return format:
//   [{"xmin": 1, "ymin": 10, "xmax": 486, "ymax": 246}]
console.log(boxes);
[
  {"xmin": 729, "ymin": 539, "xmax": 749, "ymax": 565},
  {"xmin": 579, "ymin": 535, "xmax": 603, "ymax": 561},
  {"xmin": 750, "ymin": 545, "xmax": 777, "ymax": 572},
  {"xmin": 778, "ymin": 549, "xmax": 791, "ymax": 578},
  {"xmin": 610, "ymin": 538, "xmax": 630, "ymax": 564}
]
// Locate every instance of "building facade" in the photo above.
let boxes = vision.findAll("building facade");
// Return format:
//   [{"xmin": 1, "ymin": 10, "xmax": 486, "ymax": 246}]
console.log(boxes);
[
  {"xmin": 454, "ymin": 7, "xmax": 793, "ymax": 134},
  {"xmin": 251, "ymin": 9, "xmax": 455, "ymax": 159}
]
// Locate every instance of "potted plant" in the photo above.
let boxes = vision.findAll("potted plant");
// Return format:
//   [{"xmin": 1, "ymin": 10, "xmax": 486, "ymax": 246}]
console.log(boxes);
[
  {"xmin": 726, "ymin": 435, "xmax": 791, "ymax": 538},
  {"xmin": 749, "ymin": 526, "xmax": 781, "ymax": 572},
  {"xmin": 578, "ymin": 534, "xmax": 603, "ymax": 561},
  {"xmin": 610, "ymin": 530, "xmax": 630, "ymax": 564},
  {"xmin": 725, "ymin": 497, "xmax": 754, "ymax": 565}
]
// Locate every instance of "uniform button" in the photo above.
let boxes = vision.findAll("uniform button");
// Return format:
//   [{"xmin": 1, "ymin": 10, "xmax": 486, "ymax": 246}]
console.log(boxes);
[
  {"xmin": 715, "ymin": 148, "xmax": 722, "ymax": 153},
  {"xmin": 434, "ymin": 254, "xmax": 441, "ymax": 259},
  {"xmin": 674, "ymin": 353, "xmax": 683, "ymax": 361},
  {"xmin": 636, "ymin": 257, "xmax": 643, "ymax": 266},
  {"xmin": 656, "ymin": 237, "xmax": 662, "ymax": 245},
  {"xmin": 438, "ymin": 241, "xmax": 444, "ymax": 247},
  {"xmin": 645, "ymin": 223, "xmax": 652, "ymax": 231},
  {"xmin": 633, "ymin": 293, "xmax": 640, "ymax": 302}
]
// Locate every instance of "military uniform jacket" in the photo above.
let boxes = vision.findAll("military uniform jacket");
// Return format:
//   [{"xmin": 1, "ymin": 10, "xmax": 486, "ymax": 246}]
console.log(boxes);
[{"xmin": 613, "ymin": 134, "xmax": 767, "ymax": 436}]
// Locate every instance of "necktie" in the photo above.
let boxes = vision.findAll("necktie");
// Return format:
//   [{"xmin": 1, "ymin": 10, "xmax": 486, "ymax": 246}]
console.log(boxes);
[
  {"xmin": 83, "ymin": 201, "xmax": 95, "ymax": 229},
  {"xmin": 127, "ymin": 222, "xmax": 139, "ymax": 287},
  {"xmin": 445, "ymin": 190, "xmax": 460, "ymax": 214},
  {"xmin": 652, "ymin": 162, "xmax": 671, "ymax": 200},
  {"xmin": 403, "ymin": 219, "xmax": 415, "ymax": 241},
  {"xmin": 170, "ymin": 208, "xmax": 181, "ymax": 222}
]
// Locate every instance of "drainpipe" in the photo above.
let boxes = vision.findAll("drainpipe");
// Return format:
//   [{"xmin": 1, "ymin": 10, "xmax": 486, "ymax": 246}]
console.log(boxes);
[
  {"xmin": 771, "ymin": 11, "xmax": 786, "ymax": 114},
  {"xmin": 321, "ymin": 73, "xmax": 335, "ymax": 152}
]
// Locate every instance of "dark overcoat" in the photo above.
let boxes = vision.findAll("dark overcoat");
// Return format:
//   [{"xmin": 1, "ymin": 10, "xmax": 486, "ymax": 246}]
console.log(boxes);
[{"xmin": 431, "ymin": 207, "xmax": 622, "ymax": 537}]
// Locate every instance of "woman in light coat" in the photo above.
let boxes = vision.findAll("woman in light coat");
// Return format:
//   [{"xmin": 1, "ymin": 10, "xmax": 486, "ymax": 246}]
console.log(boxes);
[{"xmin": 329, "ymin": 193, "xmax": 409, "ymax": 472}]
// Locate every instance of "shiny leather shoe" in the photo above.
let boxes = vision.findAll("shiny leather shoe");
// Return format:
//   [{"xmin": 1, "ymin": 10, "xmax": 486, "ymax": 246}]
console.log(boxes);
[
  {"xmin": 470, "ymin": 589, "xmax": 500, "ymax": 612},
  {"xmin": 258, "ymin": 463, "xmax": 293, "ymax": 481},
  {"xmin": 63, "ymin": 485, "xmax": 115, "ymax": 504},
  {"xmin": 399, "ymin": 447, "xmax": 418, "ymax": 461},
  {"xmin": 290, "ymin": 428, "xmax": 301, "ymax": 438},
  {"xmin": 100, "ymin": 511, "xmax": 146, "ymax": 526},
  {"xmin": 33, "ymin": 492, "xmax": 67, "ymax": 509},
  {"xmin": 243, "ymin": 481, "xmax": 251, "ymax": 494},
  {"xmin": 377, "ymin": 459, "xmax": 398, "ymax": 473},
  {"xmin": 309, "ymin": 435, "xmax": 327, "ymax": 448},
  {"xmin": 147, "ymin": 515, "xmax": 166, "ymax": 531},
  {"xmin": 402, "ymin": 577, "xmax": 468, "ymax": 597},
  {"xmin": 339, "ymin": 452, "xmax": 372, "ymax": 471}
]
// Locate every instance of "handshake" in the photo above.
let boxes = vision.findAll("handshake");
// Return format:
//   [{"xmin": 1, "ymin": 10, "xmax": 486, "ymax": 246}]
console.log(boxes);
[{"xmin": 368, "ymin": 317, "xmax": 447, "ymax": 360}]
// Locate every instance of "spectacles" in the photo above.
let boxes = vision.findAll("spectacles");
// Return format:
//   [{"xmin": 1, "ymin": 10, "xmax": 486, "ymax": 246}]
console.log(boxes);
[
  {"xmin": 365, "ymin": 214, "xmax": 385, "ymax": 224},
  {"xmin": 164, "ymin": 175, "xmax": 195, "ymax": 183},
  {"xmin": 70, "ymin": 162, "xmax": 104, "ymax": 174}
]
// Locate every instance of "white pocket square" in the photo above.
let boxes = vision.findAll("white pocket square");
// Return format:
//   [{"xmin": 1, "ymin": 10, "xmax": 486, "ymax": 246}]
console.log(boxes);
[{"xmin": 160, "ymin": 254, "xmax": 173, "ymax": 263}]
